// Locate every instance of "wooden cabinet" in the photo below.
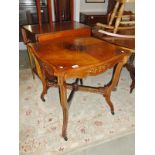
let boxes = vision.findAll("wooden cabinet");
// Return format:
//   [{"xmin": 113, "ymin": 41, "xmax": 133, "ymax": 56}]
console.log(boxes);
[
  {"xmin": 80, "ymin": 0, "xmax": 116, "ymax": 27},
  {"xmin": 80, "ymin": 12, "xmax": 108, "ymax": 27},
  {"xmin": 19, "ymin": 4, "xmax": 48, "ymax": 41}
]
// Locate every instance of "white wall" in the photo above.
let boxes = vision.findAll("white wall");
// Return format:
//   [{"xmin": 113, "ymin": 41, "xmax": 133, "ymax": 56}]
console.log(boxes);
[
  {"xmin": 80, "ymin": 0, "xmax": 108, "ymax": 13},
  {"xmin": 124, "ymin": 3, "xmax": 135, "ymax": 13},
  {"xmin": 74, "ymin": 0, "xmax": 80, "ymax": 22},
  {"xmin": 80, "ymin": 0, "xmax": 135, "ymax": 13}
]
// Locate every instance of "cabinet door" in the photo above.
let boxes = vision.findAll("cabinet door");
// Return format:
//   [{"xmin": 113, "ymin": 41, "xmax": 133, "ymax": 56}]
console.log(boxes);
[
  {"xmin": 80, "ymin": 13, "xmax": 86, "ymax": 24},
  {"xmin": 87, "ymin": 15, "xmax": 108, "ymax": 26},
  {"xmin": 25, "ymin": 7, "xmax": 48, "ymax": 24}
]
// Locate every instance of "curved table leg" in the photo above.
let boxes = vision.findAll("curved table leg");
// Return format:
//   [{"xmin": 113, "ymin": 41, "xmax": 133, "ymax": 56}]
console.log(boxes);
[
  {"xmin": 40, "ymin": 84, "xmax": 47, "ymax": 102},
  {"xmin": 111, "ymin": 64, "xmax": 118, "ymax": 91},
  {"xmin": 104, "ymin": 62, "xmax": 124, "ymax": 115},
  {"xmin": 130, "ymin": 78, "xmax": 135, "ymax": 93},
  {"xmin": 105, "ymin": 95, "xmax": 115, "ymax": 115},
  {"xmin": 126, "ymin": 63, "xmax": 135, "ymax": 93},
  {"xmin": 58, "ymin": 76, "xmax": 69, "ymax": 141}
]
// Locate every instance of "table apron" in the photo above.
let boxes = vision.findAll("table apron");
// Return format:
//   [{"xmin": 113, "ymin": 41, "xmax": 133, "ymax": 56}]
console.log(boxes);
[{"xmin": 61, "ymin": 57, "xmax": 125, "ymax": 79}]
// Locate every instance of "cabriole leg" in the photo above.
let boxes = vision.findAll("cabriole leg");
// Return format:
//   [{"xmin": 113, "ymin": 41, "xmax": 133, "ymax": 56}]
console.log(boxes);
[
  {"xmin": 58, "ymin": 76, "xmax": 69, "ymax": 141},
  {"xmin": 103, "ymin": 61, "xmax": 125, "ymax": 115}
]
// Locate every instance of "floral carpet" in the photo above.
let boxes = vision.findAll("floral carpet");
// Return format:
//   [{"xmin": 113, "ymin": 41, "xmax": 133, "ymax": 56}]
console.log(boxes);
[{"xmin": 19, "ymin": 68, "xmax": 134, "ymax": 155}]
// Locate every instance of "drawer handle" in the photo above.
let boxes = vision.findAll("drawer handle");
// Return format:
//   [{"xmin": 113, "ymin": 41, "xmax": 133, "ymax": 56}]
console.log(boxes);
[{"xmin": 91, "ymin": 16, "xmax": 94, "ymax": 19}]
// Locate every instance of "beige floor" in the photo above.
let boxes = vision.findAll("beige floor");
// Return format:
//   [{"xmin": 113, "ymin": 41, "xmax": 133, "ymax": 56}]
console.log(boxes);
[
  {"xmin": 67, "ymin": 133, "xmax": 134, "ymax": 155},
  {"xmin": 19, "ymin": 68, "xmax": 134, "ymax": 155}
]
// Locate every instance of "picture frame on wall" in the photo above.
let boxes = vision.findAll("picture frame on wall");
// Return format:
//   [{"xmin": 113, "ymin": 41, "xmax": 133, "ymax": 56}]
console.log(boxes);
[{"xmin": 85, "ymin": 0, "xmax": 105, "ymax": 3}]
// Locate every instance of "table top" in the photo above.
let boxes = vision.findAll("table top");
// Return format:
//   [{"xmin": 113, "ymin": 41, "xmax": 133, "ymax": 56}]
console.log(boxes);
[
  {"xmin": 30, "ymin": 36, "xmax": 130, "ymax": 77},
  {"xmin": 23, "ymin": 21, "xmax": 90, "ymax": 35}
]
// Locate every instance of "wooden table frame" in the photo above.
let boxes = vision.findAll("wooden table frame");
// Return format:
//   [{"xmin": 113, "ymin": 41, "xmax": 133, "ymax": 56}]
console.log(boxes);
[{"xmin": 27, "ymin": 37, "xmax": 131, "ymax": 141}]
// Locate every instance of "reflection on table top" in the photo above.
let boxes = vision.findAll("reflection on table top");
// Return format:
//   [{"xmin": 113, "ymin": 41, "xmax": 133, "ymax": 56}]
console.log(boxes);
[{"xmin": 30, "ymin": 36, "xmax": 129, "ymax": 72}]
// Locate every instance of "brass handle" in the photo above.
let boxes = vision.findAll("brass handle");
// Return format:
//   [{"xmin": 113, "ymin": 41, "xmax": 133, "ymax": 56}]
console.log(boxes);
[{"xmin": 91, "ymin": 16, "xmax": 94, "ymax": 19}]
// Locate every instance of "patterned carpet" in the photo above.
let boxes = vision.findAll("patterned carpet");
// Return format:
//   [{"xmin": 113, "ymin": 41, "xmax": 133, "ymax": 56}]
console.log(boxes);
[{"xmin": 19, "ymin": 68, "xmax": 134, "ymax": 155}]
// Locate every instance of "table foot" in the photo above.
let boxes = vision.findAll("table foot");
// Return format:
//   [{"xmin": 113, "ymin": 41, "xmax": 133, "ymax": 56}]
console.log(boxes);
[
  {"xmin": 126, "ymin": 63, "xmax": 135, "ymax": 94},
  {"xmin": 63, "ymin": 136, "xmax": 68, "ymax": 141},
  {"xmin": 111, "ymin": 111, "xmax": 115, "ymax": 115},
  {"xmin": 104, "ymin": 95, "xmax": 115, "ymax": 115},
  {"xmin": 40, "ymin": 85, "xmax": 48, "ymax": 102},
  {"xmin": 130, "ymin": 80, "xmax": 135, "ymax": 93},
  {"xmin": 41, "ymin": 95, "xmax": 46, "ymax": 102}
]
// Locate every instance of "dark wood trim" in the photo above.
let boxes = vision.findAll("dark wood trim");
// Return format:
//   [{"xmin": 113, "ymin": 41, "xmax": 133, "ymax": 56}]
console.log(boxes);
[
  {"xmin": 36, "ymin": 0, "xmax": 42, "ymax": 27},
  {"xmin": 47, "ymin": 0, "xmax": 53, "ymax": 25}
]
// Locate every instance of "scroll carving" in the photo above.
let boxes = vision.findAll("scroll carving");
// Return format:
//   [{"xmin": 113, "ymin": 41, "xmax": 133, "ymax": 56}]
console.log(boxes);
[{"xmin": 88, "ymin": 64, "xmax": 110, "ymax": 75}]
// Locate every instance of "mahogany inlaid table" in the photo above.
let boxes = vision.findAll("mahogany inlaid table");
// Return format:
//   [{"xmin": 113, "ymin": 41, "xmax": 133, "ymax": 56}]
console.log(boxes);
[{"xmin": 27, "ymin": 36, "xmax": 132, "ymax": 141}]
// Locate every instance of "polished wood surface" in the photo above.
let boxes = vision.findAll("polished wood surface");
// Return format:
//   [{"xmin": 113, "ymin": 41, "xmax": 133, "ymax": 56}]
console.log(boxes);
[
  {"xmin": 23, "ymin": 22, "xmax": 89, "ymax": 34},
  {"xmin": 22, "ymin": 22, "xmax": 90, "ymax": 43},
  {"xmin": 30, "ymin": 36, "xmax": 130, "ymax": 77},
  {"xmin": 37, "ymin": 27, "xmax": 91, "ymax": 42},
  {"xmin": 28, "ymin": 36, "xmax": 131, "ymax": 140}
]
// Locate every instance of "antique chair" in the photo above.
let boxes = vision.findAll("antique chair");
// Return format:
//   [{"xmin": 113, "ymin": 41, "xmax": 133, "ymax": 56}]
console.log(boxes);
[
  {"xmin": 93, "ymin": 0, "xmax": 135, "ymax": 93},
  {"xmin": 96, "ymin": 0, "xmax": 135, "ymax": 34}
]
